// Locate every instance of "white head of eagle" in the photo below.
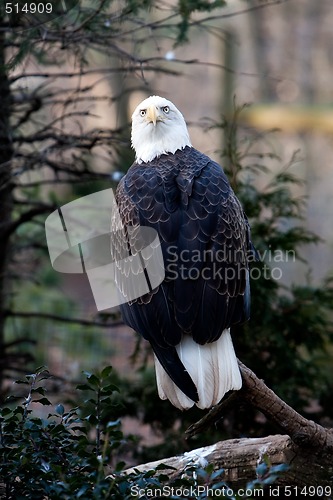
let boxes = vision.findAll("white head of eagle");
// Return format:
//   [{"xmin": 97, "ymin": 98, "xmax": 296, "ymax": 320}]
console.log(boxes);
[
  {"xmin": 115, "ymin": 95, "xmax": 253, "ymax": 410},
  {"xmin": 131, "ymin": 95, "xmax": 192, "ymax": 163}
]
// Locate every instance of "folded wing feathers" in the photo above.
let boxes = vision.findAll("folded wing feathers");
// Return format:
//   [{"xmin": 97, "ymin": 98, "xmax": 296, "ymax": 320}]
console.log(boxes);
[{"xmin": 154, "ymin": 329, "xmax": 242, "ymax": 410}]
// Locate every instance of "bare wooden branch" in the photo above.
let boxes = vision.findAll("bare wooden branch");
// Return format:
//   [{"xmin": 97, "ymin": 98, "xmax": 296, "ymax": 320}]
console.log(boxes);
[
  {"xmin": 127, "ymin": 362, "xmax": 333, "ymax": 487},
  {"xmin": 238, "ymin": 361, "xmax": 333, "ymax": 451},
  {"xmin": 125, "ymin": 434, "xmax": 293, "ymax": 482},
  {"xmin": 125, "ymin": 433, "xmax": 333, "ymax": 488},
  {"xmin": 187, "ymin": 361, "xmax": 333, "ymax": 453}
]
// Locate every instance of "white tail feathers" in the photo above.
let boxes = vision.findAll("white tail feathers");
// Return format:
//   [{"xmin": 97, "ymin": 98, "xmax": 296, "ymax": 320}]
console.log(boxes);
[{"xmin": 154, "ymin": 329, "xmax": 242, "ymax": 410}]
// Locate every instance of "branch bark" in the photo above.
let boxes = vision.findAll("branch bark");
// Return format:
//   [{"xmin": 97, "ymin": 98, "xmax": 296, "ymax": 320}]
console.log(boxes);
[
  {"xmin": 126, "ymin": 362, "xmax": 333, "ymax": 487},
  {"xmin": 187, "ymin": 362, "xmax": 333, "ymax": 454}
]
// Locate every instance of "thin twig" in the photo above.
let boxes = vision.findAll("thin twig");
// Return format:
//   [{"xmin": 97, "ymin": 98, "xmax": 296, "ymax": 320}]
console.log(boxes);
[
  {"xmin": 185, "ymin": 392, "xmax": 239, "ymax": 439},
  {"xmin": 5, "ymin": 310, "xmax": 123, "ymax": 329}
]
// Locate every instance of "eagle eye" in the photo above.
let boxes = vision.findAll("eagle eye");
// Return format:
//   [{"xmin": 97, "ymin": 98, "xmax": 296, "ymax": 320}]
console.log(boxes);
[
  {"xmin": 139, "ymin": 109, "xmax": 146, "ymax": 117},
  {"xmin": 162, "ymin": 106, "xmax": 170, "ymax": 114}
]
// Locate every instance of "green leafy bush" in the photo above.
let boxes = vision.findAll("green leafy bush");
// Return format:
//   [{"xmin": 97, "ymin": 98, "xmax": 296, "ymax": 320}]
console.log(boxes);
[{"xmin": 0, "ymin": 367, "xmax": 287, "ymax": 499}]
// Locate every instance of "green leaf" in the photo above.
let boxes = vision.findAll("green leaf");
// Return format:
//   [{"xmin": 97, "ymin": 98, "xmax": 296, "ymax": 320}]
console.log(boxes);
[
  {"xmin": 35, "ymin": 365, "xmax": 48, "ymax": 373},
  {"xmin": 33, "ymin": 398, "xmax": 52, "ymax": 406},
  {"xmin": 77, "ymin": 484, "xmax": 91, "ymax": 497},
  {"xmin": 86, "ymin": 374, "xmax": 100, "ymax": 387},
  {"xmin": 0, "ymin": 407, "xmax": 12, "ymax": 416},
  {"xmin": 256, "ymin": 462, "xmax": 268, "ymax": 476},
  {"xmin": 115, "ymin": 461, "xmax": 126, "ymax": 471},
  {"xmin": 106, "ymin": 419, "xmax": 121, "ymax": 429},
  {"xmin": 76, "ymin": 383, "xmax": 95, "ymax": 392},
  {"xmin": 101, "ymin": 366, "xmax": 113, "ymax": 379},
  {"xmin": 210, "ymin": 468, "xmax": 225, "ymax": 480},
  {"xmin": 270, "ymin": 463, "xmax": 289, "ymax": 474},
  {"xmin": 86, "ymin": 414, "xmax": 98, "ymax": 425},
  {"xmin": 101, "ymin": 384, "xmax": 119, "ymax": 394},
  {"xmin": 32, "ymin": 387, "xmax": 46, "ymax": 396},
  {"xmin": 156, "ymin": 463, "xmax": 177, "ymax": 471},
  {"xmin": 55, "ymin": 404, "xmax": 65, "ymax": 416}
]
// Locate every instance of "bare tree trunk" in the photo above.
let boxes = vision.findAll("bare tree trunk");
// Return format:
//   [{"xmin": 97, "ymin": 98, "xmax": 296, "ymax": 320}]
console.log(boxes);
[
  {"xmin": 0, "ymin": 25, "xmax": 13, "ymax": 388},
  {"xmin": 248, "ymin": 0, "xmax": 275, "ymax": 100}
]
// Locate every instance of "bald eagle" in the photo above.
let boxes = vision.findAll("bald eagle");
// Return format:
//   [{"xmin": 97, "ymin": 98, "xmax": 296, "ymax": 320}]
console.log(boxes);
[{"xmin": 115, "ymin": 95, "xmax": 254, "ymax": 410}]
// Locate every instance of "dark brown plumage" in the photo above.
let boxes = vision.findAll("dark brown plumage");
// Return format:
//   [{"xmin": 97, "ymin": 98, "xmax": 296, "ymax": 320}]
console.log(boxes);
[{"xmin": 115, "ymin": 145, "xmax": 254, "ymax": 406}]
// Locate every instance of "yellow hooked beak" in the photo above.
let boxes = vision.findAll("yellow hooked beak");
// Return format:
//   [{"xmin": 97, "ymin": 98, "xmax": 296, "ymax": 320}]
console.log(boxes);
[{"xmin": 146, "ymin": 105, "xmax": 161, "ymax": 126}]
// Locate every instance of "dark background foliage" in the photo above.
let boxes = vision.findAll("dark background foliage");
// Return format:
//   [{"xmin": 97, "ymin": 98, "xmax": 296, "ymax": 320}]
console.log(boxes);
[{"xmin": 0, "ymin": 0, "xmax": 332, "ymax": 491}]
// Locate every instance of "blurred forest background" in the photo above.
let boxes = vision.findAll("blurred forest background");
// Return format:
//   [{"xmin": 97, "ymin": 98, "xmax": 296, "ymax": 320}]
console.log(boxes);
[{"xmin": 0, "ymin": 0, "xmax": 333, "ymax": 465}]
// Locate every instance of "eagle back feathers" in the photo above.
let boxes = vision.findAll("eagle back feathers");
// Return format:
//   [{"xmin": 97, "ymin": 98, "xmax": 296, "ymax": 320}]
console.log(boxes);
[{"xmin": 114, "ymin": 146, "xmax": 252, "ymax": 403}]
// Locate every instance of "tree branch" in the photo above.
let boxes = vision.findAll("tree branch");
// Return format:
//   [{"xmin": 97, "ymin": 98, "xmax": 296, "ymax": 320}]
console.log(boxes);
[
  {"xmin": 125, "ymin": 434, "xmax": 294, "ymax": 483},
  {"xmin": 126, "ymin": 361, "xmax": 333, "ymax": 487},
  {"xmin": 186, "ymin": 361, "xmax": 333, "ymax": 453},
  {"xmin": 4, "ymin": 205, "xmax": 55, "ymax": 237},
  {"xmin": 5, "ymin": 310, "xmax": 123, "ymax": 329},
  {"xmin": 9, "ymin": 65, "xmax": 180, "ymax": 84}
]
